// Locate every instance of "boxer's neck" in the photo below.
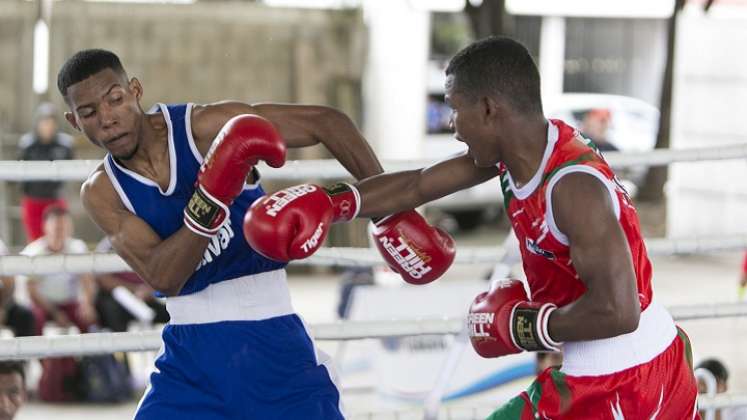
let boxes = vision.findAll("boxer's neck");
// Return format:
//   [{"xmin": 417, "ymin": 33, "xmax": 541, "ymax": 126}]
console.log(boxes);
[
  {"xmin": 117, "ymin": 112, "xmax": 171, "ymax": 187},
  {"xmin": 500, "ymin": 118, "xmax": 549, "ymax": 189}
]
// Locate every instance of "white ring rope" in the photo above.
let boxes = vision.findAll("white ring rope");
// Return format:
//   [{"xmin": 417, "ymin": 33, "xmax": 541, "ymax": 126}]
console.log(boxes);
[
  {"xmin": 1, "ymin": 234, "xmax": 745, "ymax": 275},
  {"xmin": 0, "ymin": 302, "xmax": 744, "ymax": 360},
  {"xmin": 348, "ymin": 395, "xmax": 747, "ymax": 419},
  {"xmin": 1, "ymin": 143, "xmax": 746, "ymax": 181},
  {"xmin": 698, "ymin": 394, "xmax": 747, "ymax": 410}
]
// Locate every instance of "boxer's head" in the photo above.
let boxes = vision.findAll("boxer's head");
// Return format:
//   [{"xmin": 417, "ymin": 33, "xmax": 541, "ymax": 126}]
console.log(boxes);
[
  {"xmin": 58, "ymin": 49, "xmax": 144, "ymax": 160},
  {"xmin": 445, "ymin": 36, "xmax": 543, "ymax": 167}
]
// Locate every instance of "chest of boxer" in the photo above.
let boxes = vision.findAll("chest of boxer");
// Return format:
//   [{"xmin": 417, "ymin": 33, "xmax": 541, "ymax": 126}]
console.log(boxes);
[
  {"xmin": 500, "ymin": 119, "xmax": 653, "ymax": 309},
  {"xmin": 104, "ymin": 103, "xmax": 285, "ymax": 296}
]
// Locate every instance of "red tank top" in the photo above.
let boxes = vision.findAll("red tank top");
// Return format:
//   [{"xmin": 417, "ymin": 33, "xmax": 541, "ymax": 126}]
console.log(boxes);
[{"xmin": 499, "ymin": 119, "xmax": 653, "ymax": 310}]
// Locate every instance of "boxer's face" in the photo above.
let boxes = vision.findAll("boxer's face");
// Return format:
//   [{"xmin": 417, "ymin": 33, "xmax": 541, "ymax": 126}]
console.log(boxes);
[
  {"xmin": 64, "ymin": 68, "xmax": 144, "ymax": 160},
  {"xmin": 445, "ymin": 75, "xmax": 501, "ymax": 168}
]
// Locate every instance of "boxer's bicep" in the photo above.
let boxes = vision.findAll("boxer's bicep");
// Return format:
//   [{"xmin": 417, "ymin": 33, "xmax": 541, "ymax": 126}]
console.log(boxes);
[
  {"xmin": 250, "ymin": 103, "xmax": 338, "ymax": 148},
  {"xmin": 191, "ymin": 102, "xmax": 333, "ymax": 152},
  {"xmin": 550, "ymin": 173, "xmax": 640, "ymax": 338},
  {"xmin": 357, "ymin": 153, "xmax": 497, "ymax": 217},
  {"xmin": 418, "ymin": 153, "xmax": 499, "ymax": 204},
  {"xmin": 553, "ymin": 174, "xmax": 635, "ymax": 299},
  {"xmin": 190, "ymin": 102, "xmax": 259, "ymax": 154}
]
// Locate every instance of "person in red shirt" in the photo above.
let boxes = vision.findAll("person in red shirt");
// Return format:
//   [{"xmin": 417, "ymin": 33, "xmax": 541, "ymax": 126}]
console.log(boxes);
[
  {"xmin": 259, "ymin": 36, "xmax": 700, "ymax": 418},
  {"xmin": 17, "ymin": 103, "xmax": 73, "ymax": 242}
]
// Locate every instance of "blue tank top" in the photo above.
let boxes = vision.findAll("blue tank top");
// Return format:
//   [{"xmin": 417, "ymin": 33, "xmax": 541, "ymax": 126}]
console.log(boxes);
[{"xmin": 104, "ymin": 103, "xmax": 286, "ymax": 296}]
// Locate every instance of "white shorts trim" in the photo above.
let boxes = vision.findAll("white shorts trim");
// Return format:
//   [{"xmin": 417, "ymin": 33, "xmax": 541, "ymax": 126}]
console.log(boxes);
[
  {"xmin": 165, "ymin": 270, "xmax": 294, "ymax": 325},
  {"xmin": 561, "ymin": 300, "xmax": 677, "ymax": 377}
]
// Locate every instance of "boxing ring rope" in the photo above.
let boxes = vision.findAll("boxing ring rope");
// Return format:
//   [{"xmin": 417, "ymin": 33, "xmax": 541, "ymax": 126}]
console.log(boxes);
[
  {"xmin": 1, "ymin": 302, "xmax": 745, "ymax": 360},
  {"xmin": 346, "ymin": 394, "xmax": 747, "ymax": 420},
  {"xmin": 0, "ymin": 142, "xmax": 746, "ymax": 181},
  {"xmin": 1, "ymin": 145, "xmax": 746, "ymax": 415},
  {"xmin": 1, "ymin": 233, "xmax": 746, "ymax": 275}
]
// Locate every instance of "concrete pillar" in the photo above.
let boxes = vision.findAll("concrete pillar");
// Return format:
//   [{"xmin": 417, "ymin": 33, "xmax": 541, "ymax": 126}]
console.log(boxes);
[
  {"xmin": 362, "ymin": 0, "xmax": 430, "ymax": 160},
  {"xmin": 539, "ymin": 16, "xmax": 565, "ymax": 99}
]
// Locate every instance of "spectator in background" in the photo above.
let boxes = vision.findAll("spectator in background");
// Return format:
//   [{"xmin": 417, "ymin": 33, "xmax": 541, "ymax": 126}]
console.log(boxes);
[
  {"xmin": 0, "ymin": 361, "xmax": 26, "ymax": 420},
  {"xmin": 21, "ymin": 206, "xmax": 96, "ymax": 334},
  {"xmin": 696, "ymin": 358, "xmax": 747, "ymax": 420},
  {"xmin": 0, "ymin": 240, "xmax": 34, "ymax": 338},
  {"xmin": 18, "ymin": 102, "xmax": 74, "ymax": 242},
  {"xmin": 580, "ymin": 108, "xmax": 618, "ymax": 152},
  {"xmin": 94, "ymin": 237, "xmax": 169, "ymax": 332}
]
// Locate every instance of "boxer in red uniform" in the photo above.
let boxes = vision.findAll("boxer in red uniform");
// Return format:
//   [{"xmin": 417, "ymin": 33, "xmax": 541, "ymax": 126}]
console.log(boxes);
[{"xmin": 251, "ymin": 36, "xmax": 700, "ymax": 419}]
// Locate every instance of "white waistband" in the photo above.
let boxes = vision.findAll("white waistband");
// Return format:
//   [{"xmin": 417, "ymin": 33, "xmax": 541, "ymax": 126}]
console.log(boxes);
[
  {"xmin": 561, "ymin": 301, "xmax": 677, "ymax": 377},
  {"xmin": 166, "ymin": 270, "xmax": 294, "ymax": 325}
]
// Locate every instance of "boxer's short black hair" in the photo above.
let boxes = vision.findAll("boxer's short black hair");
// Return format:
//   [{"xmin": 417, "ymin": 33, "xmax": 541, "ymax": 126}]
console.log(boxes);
[
  {"xmin": 57, "ymin": 49, "xmax": 127, "ymax": 99},
  {"xmin": 446, "ymin": 36, "xmax": 543, "ymax": 115}
]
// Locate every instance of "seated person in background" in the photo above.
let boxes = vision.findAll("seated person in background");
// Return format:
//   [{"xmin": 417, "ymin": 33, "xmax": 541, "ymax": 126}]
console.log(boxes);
[
  {"xmin": 580, "ymin": 108, "xmax": 618, "ymax": 152},
  {"xmin": 94, "ymin": 237, "xmax": 169, "ymax": 332},
  {"xmin": 21, "ymin": 205, "xmax": 97, "ymax": 334},
  {"xmin": 0, "ymin": 361, "xmax": 26, "ymax": 420},
  {"xmin": 0, "ymin": 240, "xmax": 34, "ymax": 338},
  {"xmin": 696, "ymin": 358, "xmax": 747, "ymax": 420}
]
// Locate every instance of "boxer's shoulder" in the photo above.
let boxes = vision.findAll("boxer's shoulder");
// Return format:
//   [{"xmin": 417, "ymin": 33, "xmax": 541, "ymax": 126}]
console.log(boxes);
[
  {"xmin": 190, "ymin": 101, "xmax": 260, "ymax": 154},
  {"xmin": 81, "ymin": 162, "xmax": 126, "ymax": 217}
]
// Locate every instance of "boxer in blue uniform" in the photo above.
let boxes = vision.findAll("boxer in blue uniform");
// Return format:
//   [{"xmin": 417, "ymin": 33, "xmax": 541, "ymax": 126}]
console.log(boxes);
[{"xmin": 57, "ymin": 49, "xmax": 385, "ymax": 419}]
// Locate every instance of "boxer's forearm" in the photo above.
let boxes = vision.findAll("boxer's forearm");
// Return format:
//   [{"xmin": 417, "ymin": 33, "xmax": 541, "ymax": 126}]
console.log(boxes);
[
  {"xmin": 110, "ymin": 225, "xmax": 210, "ymax": 297},
  {"xmin": 548, "ymin": 292, "xmax": 640, "ymax": 342},
  {"xmin": 99, "ymin": 197, "xmax": 221, "ymax": 297},
  {"xmin": 356, "ymin": 170, "xmax": 424, "ymax": 218}
]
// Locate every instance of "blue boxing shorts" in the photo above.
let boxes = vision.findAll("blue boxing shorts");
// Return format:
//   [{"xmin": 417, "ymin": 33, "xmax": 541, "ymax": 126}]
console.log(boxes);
[{"xmin": 134, "ymin": 270, "xmax": 344, "ymax": 420}]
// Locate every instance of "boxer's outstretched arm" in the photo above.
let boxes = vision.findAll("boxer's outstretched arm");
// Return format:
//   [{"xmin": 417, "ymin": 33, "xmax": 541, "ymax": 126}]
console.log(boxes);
[
  {"xmin": 191, "ymin": 101, "xmax": 383, "ymax": 180},
  {"xmin": 81, "ymin": 167, "xmax": 209, "ymax": 296},
  {"xmin": 355, "ymin": 153, "xmax": 499, "ymax": 218},
  {"xmin": 546, "ymin": 172, "xmax": 641, "ymax": 342}
]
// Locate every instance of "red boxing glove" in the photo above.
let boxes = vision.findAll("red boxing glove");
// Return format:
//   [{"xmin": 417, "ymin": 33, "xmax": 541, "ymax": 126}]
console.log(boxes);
[
  {"xmin": 371, "ymin": 210, "xmax": 455, "ymax": 285},
  {"xmin": 184, "ymin": 114, "xmax": 286, "ymax": 237},
  {"xmin": 244, "ymin": 183, "xmax": 360, "ymax": 261},
  {"xmin": 468, "ymin": 279, "xmax": 561, "ymax": 358}
]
